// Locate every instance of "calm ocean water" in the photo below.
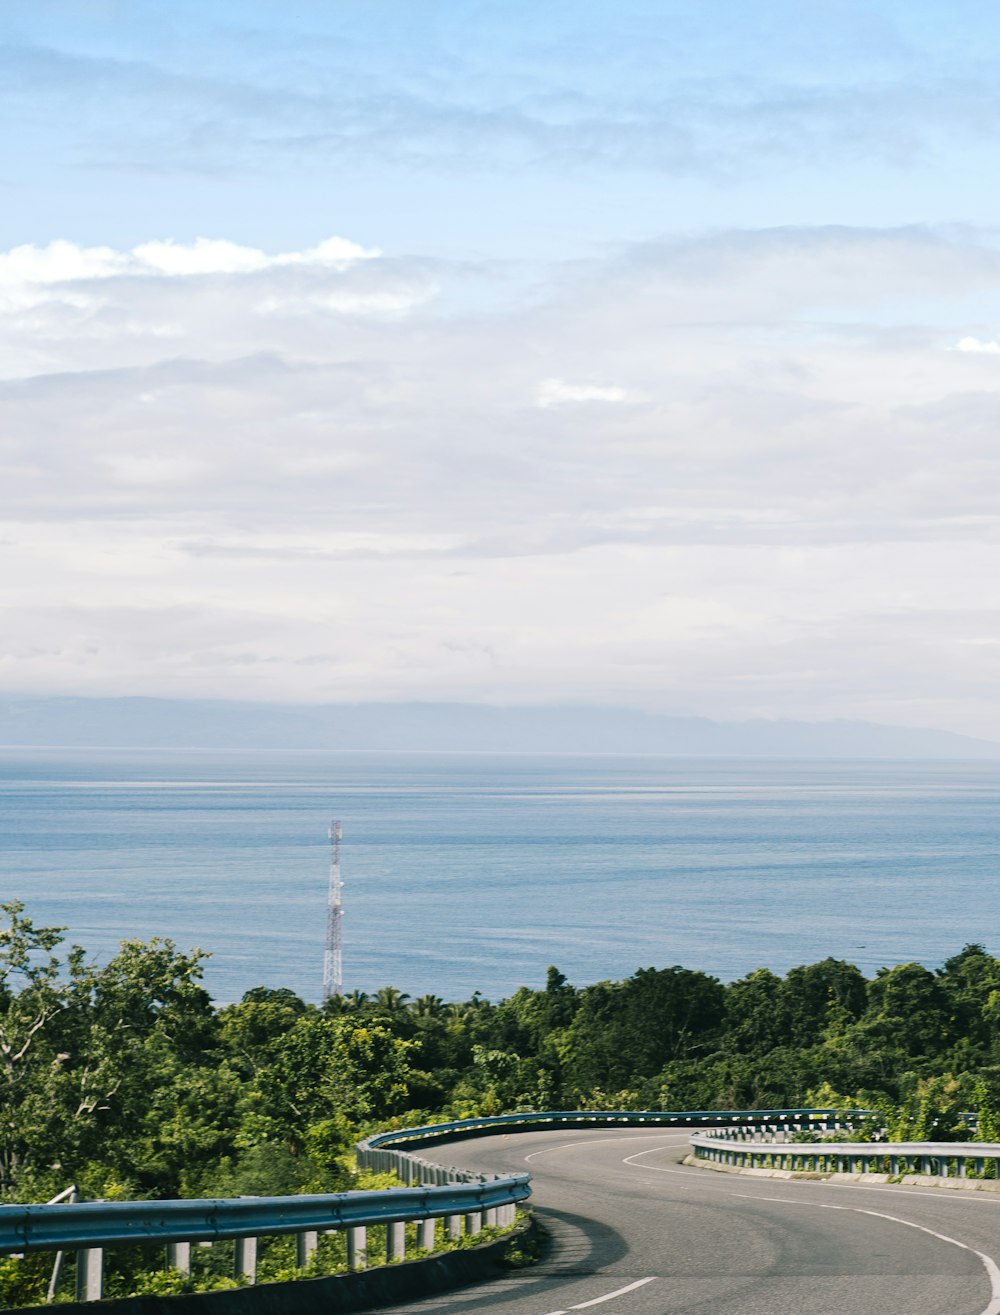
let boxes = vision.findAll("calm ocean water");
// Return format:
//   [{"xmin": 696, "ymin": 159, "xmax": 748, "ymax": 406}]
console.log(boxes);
[{"xmin": 1, "ymin": 750, "xmax": 998, "ymax": 1005}]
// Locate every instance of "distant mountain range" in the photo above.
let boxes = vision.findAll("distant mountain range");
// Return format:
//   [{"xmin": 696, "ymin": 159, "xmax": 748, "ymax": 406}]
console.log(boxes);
[{"xmin": 0, "ymin": 697, "xmax": 997, "ymax": 758}]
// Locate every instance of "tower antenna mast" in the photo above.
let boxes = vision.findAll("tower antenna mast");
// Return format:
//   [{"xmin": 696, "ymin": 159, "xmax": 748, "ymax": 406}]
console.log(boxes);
[{"xmin": 323, "ymin": 820, "xmax": 343, "ymax": 1001}]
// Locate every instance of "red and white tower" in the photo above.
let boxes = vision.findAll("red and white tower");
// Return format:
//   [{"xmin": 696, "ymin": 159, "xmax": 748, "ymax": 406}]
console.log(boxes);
[{"xmin": 322, "ymin": 820, "xmax": 343, "ymax": 1000}]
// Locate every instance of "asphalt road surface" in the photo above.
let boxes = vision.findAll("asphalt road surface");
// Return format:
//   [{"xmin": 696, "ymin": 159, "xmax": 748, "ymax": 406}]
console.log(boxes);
[{"xmin": 378, "ymin": 1128, "xmax": 1000, "ymax": 1315}]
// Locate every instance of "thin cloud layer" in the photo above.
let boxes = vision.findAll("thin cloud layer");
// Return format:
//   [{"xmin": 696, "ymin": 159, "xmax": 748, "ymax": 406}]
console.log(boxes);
[
  {"xmin": 536, "ymin": 379, "xmax": 637, "ymax": 408},
  {"xmin": 3, "ymin": 222, "xmax": 1000, "ymax": 734},
  {"xmin": 7, "ymin": 6, "xmax": 1000, "ymax": 179}
]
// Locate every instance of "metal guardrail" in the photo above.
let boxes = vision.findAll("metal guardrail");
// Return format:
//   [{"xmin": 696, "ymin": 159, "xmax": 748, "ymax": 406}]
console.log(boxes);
[
  {"xmin": 690, "ymin": 1130, "xmax": 1000, "ymax": 1180},
  {"xmin": 0, "ymin": 1163, "xmax": 528, "ymax": 1302},
  {"xmin": 358, "ymin": 1107, "xmax": 863, "ymax": 1155},
  {"xmin": 0, "ymin": 1108, "xmax": 873, "ymax": 1306},
  {"xmin": 0, "ymin": 1181, "xmax": 530, "ymax": 1255},
  {"xmin": 355, "ymin": 1109, "xmax": 864, "ymax": 1188}
]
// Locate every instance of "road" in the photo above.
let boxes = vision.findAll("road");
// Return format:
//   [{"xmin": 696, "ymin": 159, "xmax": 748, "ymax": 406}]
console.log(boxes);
[{"xmin": 380, "ymin": 1128, "xmax": 1000, "ymax": 1315}]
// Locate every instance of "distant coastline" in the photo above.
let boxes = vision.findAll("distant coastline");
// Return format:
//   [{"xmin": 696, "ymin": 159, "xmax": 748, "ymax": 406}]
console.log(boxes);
[{"xmin": 0, "ymin": 696, "xmax": 997, "ymax": 758}]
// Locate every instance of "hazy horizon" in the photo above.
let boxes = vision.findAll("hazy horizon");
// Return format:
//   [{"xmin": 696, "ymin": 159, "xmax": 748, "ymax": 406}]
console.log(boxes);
[{"xmin": 2, "ymin": 695, "xmax": 998, "ymax": 758}]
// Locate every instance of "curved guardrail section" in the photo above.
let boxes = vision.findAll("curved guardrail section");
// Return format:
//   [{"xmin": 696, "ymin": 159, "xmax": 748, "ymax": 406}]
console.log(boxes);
[
  {"xmin": 690, "ymin": 1129, "xmax": 1000, "ymax": 1180},
  {"xmin": 0, "ymin": 1181, "xmax": 530, "ymax": 1254},
  {"xmin": 358, "ymin": 1106, "xmax": 863, "ymax": 1159},
  {"xmin": 0, "ymin": 1170, "xmax": 529, "ymax": 1302},
  {"xmin": 356, "ymin": 1108, "xmax": 864, "ymax": 1185},
  {"xmin": 0, "ymin": 1108, "xmax": 866, "ymax": 1305}
]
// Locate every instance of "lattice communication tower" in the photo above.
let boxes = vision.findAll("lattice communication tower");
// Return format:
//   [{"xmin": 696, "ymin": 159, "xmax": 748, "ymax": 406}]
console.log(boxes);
[{"xmin": 322, "ymin": 819, "xmax": 344, "ymax": 1001}]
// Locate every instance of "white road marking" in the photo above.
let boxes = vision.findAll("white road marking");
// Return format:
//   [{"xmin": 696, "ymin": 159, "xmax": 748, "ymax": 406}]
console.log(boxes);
[
  {"xmin": 537, "ymin": 1278, "xmax": 656, "ymax": 1315},
  {"xmin": 568, "ymin": 1277, "xmax": 656, "ymax": 1308},
  {"xmin": 528, "ymin": 1133, "xmax": 1000, "ymax": 1315},
  {"xmin": 525, "ymin": 1134, "xmax": 688, "ymax": 1162},
  {"xmin": 622, "ymin": 1148, "xmax": 685, "ymax": 1166},
  {"xmin": 621, "ymin": 1149, "xmax": 704, "ymax": 1177},
  {"xmin": 729, "ymin": 1192, "xmax": 1000, "ymax": 1315}
]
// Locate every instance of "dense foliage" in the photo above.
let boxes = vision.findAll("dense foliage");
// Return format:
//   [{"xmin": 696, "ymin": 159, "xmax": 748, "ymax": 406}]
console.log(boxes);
[{"xmin": 4, "ymin": 901, "xmax": 1000, "ymax": 1208}]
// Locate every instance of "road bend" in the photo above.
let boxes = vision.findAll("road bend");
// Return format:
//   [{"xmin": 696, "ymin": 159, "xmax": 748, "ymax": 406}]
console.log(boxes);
[{"xmin": 375, "ymin": 1128, "xmax": 1000, "ymax": 1315}]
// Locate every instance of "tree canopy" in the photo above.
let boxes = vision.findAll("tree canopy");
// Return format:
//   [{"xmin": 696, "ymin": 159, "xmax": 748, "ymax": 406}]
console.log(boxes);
[{"xmin": 3, "ymin": 901, "xmax": 1000, "ymax": 1209}]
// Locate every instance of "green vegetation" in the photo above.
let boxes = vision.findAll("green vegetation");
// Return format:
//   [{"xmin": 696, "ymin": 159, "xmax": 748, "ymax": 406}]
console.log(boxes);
[{"xmin": 4, "ymin": 900, "xmax": 1000, "ymax": 1299}]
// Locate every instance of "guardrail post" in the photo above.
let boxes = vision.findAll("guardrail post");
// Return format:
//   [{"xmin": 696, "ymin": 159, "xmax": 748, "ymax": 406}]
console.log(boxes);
[
  {"xmin": 165, "ymin": 1241, "xmax": 191, "ymax": 1276},
  {"xmin": 347, "ymin": 1225, "xmax": 367, "ymax": 1271},
  {"xmin": 234, "ymin": 1235, "xmax": 257, "ymax": 1284},
  {"xmin": 447, "ymin": 1213, "xmax": 463, "ymax": 1239},
  {"xmin": 418, "ymin": 1216, "xmax": 436, "ymax": 1252},
  {"xmin": 47, "ymin": 1250, "xmax": 66, "ymax": 1304},
  {"xmin": 296, "ymin": 1231, "xmax": 318, "ymax": 1268},
  {"xmin": 75, "ymin": 1248, "xmax": 103, "ymax": 1302},
  {"xmin": 464, "ymin": 1210, "xmax": 482, "ymax": 1235},
  {"xmin": 387, "ymin": 1220, "xmax": 405, "ymax": 1262}
]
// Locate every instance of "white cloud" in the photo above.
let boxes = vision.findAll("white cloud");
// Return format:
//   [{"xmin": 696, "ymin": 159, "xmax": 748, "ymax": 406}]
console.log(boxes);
[
  {"xmin": 256, "ymin": 288, "xmax": 433, "ymax": 318},
  {"xmin": 0, "ymin": 239, "xmax": 128, "ymax": 286},
  {"xmin": 954, "ymin": 336, "xmax": 1000, "ymax": 354},
  {"xmin": 0, "ymin": 235, "xmax": 381, "ymax": 315},
  {"xmin": 536, "ymin": 378, "xmax": 637, "ymax": 408},
  {"xmin": 131, "ymin": 235, "xmax": 378, "ymax": 277},
  {"xmin": 6, "ymin": 224, "xmax": 1000, "ymax": 735},
  {"xmin": 0, "ymin": 235, "xmax": 432, "ymax": 374},
  {"xmin": 0, "ymin": 234, "xmax": 377, "ymax": 286}
]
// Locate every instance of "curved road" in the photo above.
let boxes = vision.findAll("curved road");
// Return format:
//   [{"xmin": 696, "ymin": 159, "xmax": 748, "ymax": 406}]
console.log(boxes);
[{"xmin": 381, "ymin": 1128, "xmax": 1000, "ymax": 1315}]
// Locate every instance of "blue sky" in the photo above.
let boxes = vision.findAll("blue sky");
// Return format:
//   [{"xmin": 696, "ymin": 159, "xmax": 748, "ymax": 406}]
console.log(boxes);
[
  {"xmin": 5, "ymin": 1, "xmax": 1000, "ymax": 255},
  {"xmin": 3, "ymin": 1, "xmax": 1000, "ymax": 736}
]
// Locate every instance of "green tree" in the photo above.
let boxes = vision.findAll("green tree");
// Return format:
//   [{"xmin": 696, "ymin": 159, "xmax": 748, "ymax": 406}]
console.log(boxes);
[
  {"xmin": 781, "ymin": 958, "xmax": 867, "ymax": 1046},
  {"xmin": 220, "ymin": 988, "xmax": 308, "ymax": 1079},
  {"xmin": 937, "ymin": 945, "xmax": 1000, "ymax": 1069},
  {"xmin": 371, "ymin": 987, "xmax": 410, "ymax": 1015},
  {"xmin": 410, "ymin": 994, "xmax": 446, "ymax": 1020},
  {"xmin": 860, "ymin": 962, "xmax": 952, "ymax": 1065},
  {"xmin": 724, "ymin": 969, "xmax": 788, "ymax": 1055},
  {"xmin": 243, "ymin": 1014, "xmax": 421, "ymax": 1150},
  {"xmin": 59, "ymin": 937, "xmax": 225, "ymax": 1197},
  {"xmin": 0, "ymin": 901, "xmax": 77, "ymax": 1193},
  {"xmin": 0, "ymin": 904, "xmax": 224, "ymax": 1199},
  {"xmin": 562, "ymin": 967, "xmax": 724, "ymax": 1097}
]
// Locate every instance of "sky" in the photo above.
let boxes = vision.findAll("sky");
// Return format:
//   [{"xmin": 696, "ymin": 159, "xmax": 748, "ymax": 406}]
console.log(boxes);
[{"xmin": 3, "ymin": 0, "xmax": 1000, "ymax": 737}]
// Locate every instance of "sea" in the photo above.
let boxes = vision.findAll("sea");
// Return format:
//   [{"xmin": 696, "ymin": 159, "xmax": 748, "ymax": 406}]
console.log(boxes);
[{"xmin": 1, "ymin": 749, "xmax": 999, "ymax": 1006}]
